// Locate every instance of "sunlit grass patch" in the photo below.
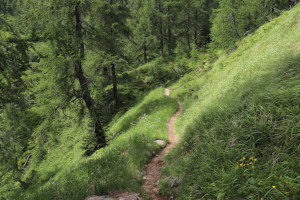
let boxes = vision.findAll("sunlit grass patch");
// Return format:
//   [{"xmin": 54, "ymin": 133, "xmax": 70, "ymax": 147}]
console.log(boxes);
[
  {"xmin": 8, "ymin": 87, "xmax": 178, "ymax": 200},
  {"xmin": 161, "ymin": 4, "xmax": 300, "ymax": 200}
]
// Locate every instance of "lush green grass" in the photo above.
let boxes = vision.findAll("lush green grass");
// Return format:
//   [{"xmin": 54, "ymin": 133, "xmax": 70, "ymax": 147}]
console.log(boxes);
[
  {"xmin": 4, "ymin": 88, "xmax": 178, "ymax": 200},
  {"xmin": 160, "ymin": 4, "xmax": 300, "ymax": 200},
  {"xmin": 2, "ymin": 4, "xmax": 299, "ymax": 200}
]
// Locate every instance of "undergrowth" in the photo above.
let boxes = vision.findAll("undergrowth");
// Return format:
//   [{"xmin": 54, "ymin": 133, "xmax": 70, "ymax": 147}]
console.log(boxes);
[{"xmin": 5, "ymin": 88, "xmax": 178, "ymax": 200}]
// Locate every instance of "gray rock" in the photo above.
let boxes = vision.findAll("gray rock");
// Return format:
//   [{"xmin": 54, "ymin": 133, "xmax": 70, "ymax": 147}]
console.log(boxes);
[
  {"xmin": 118, "ymin": 195, "xmax": 138, "ymax": 200},
  {"xmin": 116, "ymin": 193, "xmax": 143, "ymax": 200},
  {"xmin": 170, "ymin": 177, "xmax": 182, "ymax": 188},
  {"xmin": 86, "ymin": 193, "xmax": 142, "ymax": 200},
  {"xmin": 155, "ymin": 140, "xmax": 165, "ymax": 146},
  {"xmin": 85, "ymin": 196, "xmax": 114, "ymax": 200}
]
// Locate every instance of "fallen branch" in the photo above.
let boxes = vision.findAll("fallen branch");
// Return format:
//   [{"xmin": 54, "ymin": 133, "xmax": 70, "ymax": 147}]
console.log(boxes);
[{"xmin": 22, "ymin": 155, "xmax": 32, "ymax": 169}]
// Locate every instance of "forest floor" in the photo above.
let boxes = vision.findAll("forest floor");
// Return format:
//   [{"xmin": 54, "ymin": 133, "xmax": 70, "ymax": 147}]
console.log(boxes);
[{"xmin": 142, "ymin": 88, "xmax": 182, "ymax": 200}]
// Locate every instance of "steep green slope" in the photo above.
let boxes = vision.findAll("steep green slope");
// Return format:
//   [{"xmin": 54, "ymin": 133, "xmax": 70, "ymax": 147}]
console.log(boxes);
[
  {"xmin": 4, "ymin": 88, "xmax": 177, "ymax": 200},
  {"xmin": 160, "ymin": 4, "xmax": 300, "ymax": 200},
  {"xmin": 2, "ymin": 3, "xmax": 299, "ymax": 200}
]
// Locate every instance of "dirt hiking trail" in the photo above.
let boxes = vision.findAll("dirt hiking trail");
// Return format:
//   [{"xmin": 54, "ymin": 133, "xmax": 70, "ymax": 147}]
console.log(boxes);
[
  {"xmin": 85, "ymin": 88, "xmax": 182, "ymax": 200},
  {"xmin": 142, "ymin": 88, "xmax": 182, "ymax": 200}
]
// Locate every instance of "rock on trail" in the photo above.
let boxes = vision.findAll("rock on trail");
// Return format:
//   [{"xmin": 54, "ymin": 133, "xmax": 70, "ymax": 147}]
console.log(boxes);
[{"xmin": 85, "ymin": 192, "xmax": 142, "ymax": 200}]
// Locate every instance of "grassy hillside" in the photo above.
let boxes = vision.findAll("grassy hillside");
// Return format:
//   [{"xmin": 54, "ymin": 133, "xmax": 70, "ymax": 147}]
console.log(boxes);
[
  {"xmin": 1, "ymin": 3, "xmax": 299, "ymax": 200},
  {"xmin": 4, "ymin": 88, "xmax": 177, "ymax": 200},
  {"xmin": 160, "ymin": 4, "xmax": 300, "ymax": 200}
]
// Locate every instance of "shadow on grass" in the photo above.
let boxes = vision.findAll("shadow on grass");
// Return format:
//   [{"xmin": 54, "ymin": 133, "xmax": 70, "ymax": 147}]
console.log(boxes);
[
  {"xmin": 162, "ymin": 52, "xmax": 300, "ymax": 199},
  {"xmin": 9, "ymin": 88, "xmax": 178, "ymax": 200}
]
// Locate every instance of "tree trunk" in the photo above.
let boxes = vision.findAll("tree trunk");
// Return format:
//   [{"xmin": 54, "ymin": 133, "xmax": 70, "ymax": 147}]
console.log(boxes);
[
  {"xmin": 75, "ymin": 2, "xmax": 106, "ymax": 147},
  {"xmin": 158, "ymin": 2, "xmax": 165, "ymax": 57},
  {"xmin": 17, "ymin": 178, "xmax": 30, "ymax": 189},
  {"xmin": 187, "ymin": 14, "xmax": 191, "ymax": 50},
  {"xmin": 111, "ymin": 63, "xmax": 119, "ymax": 108},
  {"xmin": 143, "ymin": 43, "xmax": 147, "ymax": 64},
  {"xmin": 194, "ymin": 10, "xmax": 198, "ymax": 46},
  {"xmin": 201, "ymin": 0, "xmax": 212, "ymax": 46},
  {"xmin": 103, "ymin": 66, "xmax": 109, "ymax": 86},
  {"xmin": 232, "ymin": 11, "xmax": 240, "ymax": 38},
  {"xmin": 108, "ymin": 0, "xmax": 119, "ymax": 109},
  {"xmin": 167, "ymin": 6, "xmax": 172, "ymax": 56}
]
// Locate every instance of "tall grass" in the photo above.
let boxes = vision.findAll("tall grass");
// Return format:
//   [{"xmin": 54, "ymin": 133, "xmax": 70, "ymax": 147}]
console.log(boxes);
[
  {"xmin": 6, "ymin": 88, "xmax": 178, "ymax": 200},
  {"xmin": 160, "ymin": 4, "xmax": 300, "ymax": 200}
]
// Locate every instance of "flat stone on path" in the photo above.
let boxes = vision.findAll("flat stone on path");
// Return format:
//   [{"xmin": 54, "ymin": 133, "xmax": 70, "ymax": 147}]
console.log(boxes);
[
  {"xmin": 85, "ymin": 196, "xmax": 113, "ymax": 200},
  {"xmin": 117, "ymin": 195, "xmax": 140, "ymax": 200},
  {"xmin": 155, "ymin": 140, "xmax": 165, "ymax": 146},
  {"xmin": 164, "ymin": 88, "xmax": 170, "ymax": 96},
  {"xmin": 85, "ymin": 193, "xmax": 142, "ymax": 200},
  {"xmin": 115, "ymin": 192, "xmax": 143, "ymax": 200}
]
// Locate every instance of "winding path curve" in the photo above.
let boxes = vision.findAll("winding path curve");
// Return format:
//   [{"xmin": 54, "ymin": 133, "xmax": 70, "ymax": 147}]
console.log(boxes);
[
  {"xmin": 142, "ymin": 88, "xmax": 182, "ymax": 200},
  {"xmin": 85, "ymin": 88, "xmax": 182, "ymax": 200}
]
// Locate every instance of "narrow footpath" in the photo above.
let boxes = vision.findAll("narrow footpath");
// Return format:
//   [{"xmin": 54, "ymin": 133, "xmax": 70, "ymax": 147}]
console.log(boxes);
[
  {"xmin": 85, "ymin": 88, "xmax": 182, "ymax": 200},
  {"xmin": 142, "ymin": 88, "xmax": 182, "ymax": 200}
]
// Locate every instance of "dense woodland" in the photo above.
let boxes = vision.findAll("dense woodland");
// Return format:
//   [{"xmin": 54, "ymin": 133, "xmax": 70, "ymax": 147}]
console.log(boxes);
[{"xmin": 0, "ymin": 0, "xmax": 299, "ymax": 199}]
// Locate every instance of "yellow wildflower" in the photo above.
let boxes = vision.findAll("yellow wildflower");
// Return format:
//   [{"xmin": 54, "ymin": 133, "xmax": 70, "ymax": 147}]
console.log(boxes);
[
  {"xmin": 254, "ymin": 158, "xmax": 257, "ymax": 162},
  {"xmin": 272, "ymin": 185, "xmax": 276, "ymax": 189},
  {"xmin": 243, "ymin": 157, "xmax": 246, "ymax": 160},
  {"xmin": 260, "ymin": 198, "xmax": 264, "ymax": 200}
]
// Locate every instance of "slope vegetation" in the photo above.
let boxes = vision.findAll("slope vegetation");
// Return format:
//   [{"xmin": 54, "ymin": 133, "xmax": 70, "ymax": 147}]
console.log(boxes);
[
  {"xmin": 2, "ymin": 4, "xmax": 299, "ymax": 200},
  {"xmin": 5, "ymin": 88, "xmax": 178, "ymax": 200},
  {"xmin": 160, "ymin": 4, "xmax": 300, "ymax": 199}
]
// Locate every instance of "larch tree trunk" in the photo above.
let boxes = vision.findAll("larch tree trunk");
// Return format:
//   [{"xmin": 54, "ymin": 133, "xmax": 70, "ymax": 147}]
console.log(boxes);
[
  {"xmin": 143, "ymin": 43, "xmax": 147, "ymax": 64},
  {"xmin": 194, "ymin": 10, "xmax": 198, "ymax": 46},
  {"xmin": 109, "ymin": 0, "xmax": 119, "ymax": 109},
  {"xmin": 74, "ymin": 1, "xmax": 106, "ymax": 147},
  {"xmin": 232, "ymin": 11, "xmax": 240, "ymax": 38},
  {"xmin": 103, "ymin": 66, "xmax": 109, "ymax": 86},
  {"xmin": 167, "ymin": 6, "xmax": 172, "ymax": 56},
  {"xmin": 187, "ymin": 14, "xmax": 191, "ymax": 50},
  {"xmin": 158, "ymin": 2, "xmax": 165, "ymax": 57},
  {"xmin": 111, "ymin": 63, "xmax": 119, "ymax": 108}
]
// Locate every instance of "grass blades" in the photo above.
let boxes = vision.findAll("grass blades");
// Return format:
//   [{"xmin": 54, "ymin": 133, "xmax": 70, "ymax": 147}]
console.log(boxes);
[
  {"xmin": 160, "ymin": 4, "xmax": 300, "ymax": 200},
  {"xmin": 8, "ymin": 88, "xmax": 178, "ymax": 200}
]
